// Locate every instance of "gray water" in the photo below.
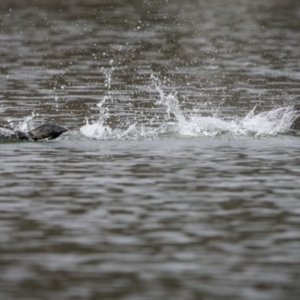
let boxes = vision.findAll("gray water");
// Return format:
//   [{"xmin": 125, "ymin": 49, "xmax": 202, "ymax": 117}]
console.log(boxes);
[{"xmin": 1, "ymin": 1, "xmax": 300, "ymax": 299}]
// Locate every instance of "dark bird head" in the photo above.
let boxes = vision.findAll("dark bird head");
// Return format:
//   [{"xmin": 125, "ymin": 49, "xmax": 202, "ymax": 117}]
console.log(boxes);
[{"xmin": 28, "ymin": 123, "xmax": 68, "ymax": 140}]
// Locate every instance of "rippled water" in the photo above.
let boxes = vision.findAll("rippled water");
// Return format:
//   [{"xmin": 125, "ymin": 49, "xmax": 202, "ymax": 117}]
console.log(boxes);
[{"xmin": 1, "ymin": 0, "xmax": 300, "ymax": 299}]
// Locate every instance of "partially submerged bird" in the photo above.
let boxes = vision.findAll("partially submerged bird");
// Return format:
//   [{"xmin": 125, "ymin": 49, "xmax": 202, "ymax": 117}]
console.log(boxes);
[{"xmin": 0, "ymin": 123, "xmax": 68, "ymax": 141}]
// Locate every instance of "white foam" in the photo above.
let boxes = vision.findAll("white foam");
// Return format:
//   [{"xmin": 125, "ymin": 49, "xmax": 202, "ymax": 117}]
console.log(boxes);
[
  {"xmin": 79, "ymin": 106, "xmax": 298, "ymax": 140},
  {"xmin": 79, "ymin": 76, "xmax": 299, "ymax": 140},
  {"xmin": 80, "ymin": 120, "xmax": 112, "ymax": 140}
]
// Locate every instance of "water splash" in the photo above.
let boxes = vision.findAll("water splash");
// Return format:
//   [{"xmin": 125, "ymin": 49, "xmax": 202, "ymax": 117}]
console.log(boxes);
[
  {"xmin": 19, "ymin": 113, "xmax": 36, "ymax": 132},
  {"xmin": 79, "ymin": 75, "xmax": 299, "ymax": 140},
  {"xmin": 151, "ymin": 74, "xmax": 186, "ymax": 123},
  {"xmin": 169, "ymin": 106, "xmax": 298, "ymax": 138},
  {"xmin": 54, "ymin": 96, "xmax": 59, "ymax": 112},
  {"xmin": 80, "ymin": 97, "xmax": 112, "ymax": 139},
  {"xmin": 238, "ymin": 106, "xmax": 298, "ymax": 136},
  {"xmin": 1, "ymin": 112, "xmax": 37, "ymax": 141},
  {"xmin": 101, "ymin": 59, "xmax": 115, "ymax": 90},
  {"xmin": 4, "ymin": 112, "xmax": 36, "ymax": 132},
  {"xmin": 80, "ymin": 62, "xmax": 115, "ymax": 139},
  {"xmin": 80, "ymin": 85, "xmax": 296, "ymax": 140},
  {"xmin": 80, "ymin": 118, "xmax": 113, "ymax": 139},
  {"xmin": 81, "ymin": 109, "xmax": 296, "ymax": 142}
]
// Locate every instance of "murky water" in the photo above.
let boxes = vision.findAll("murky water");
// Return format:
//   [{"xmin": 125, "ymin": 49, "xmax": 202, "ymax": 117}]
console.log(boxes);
[{"xmin": 1, "ymin": 0, "xmax": 300, "ymax": 299}]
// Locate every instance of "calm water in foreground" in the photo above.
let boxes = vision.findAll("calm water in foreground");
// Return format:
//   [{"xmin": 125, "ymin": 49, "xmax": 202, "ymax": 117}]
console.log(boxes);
[{"xmin": 1, "ymin": 1, "xmax": 300, "ymax": 299}]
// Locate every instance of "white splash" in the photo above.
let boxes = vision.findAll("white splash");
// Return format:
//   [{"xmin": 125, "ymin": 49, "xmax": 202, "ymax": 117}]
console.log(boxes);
[
  {"xmin": 174, "ymin": 106, "xmax": 298, "ymax": 137},
  {"xmin": 151, "ymin": 74, "xmax": 186, "ymax": 123},
  {"xmin": 3, "ymin": 112, "xmax": 36, "ymax": 132},
  {"xmin": 79, "ymin": 75, "xmax": 299, "ymax": 140},
  {"xmin": 80, "ymin": 119, "xmax": 112, "ymax": 139},
  {"xmin": 20, "ymin": 114, "xmax": 36, "ymax": 132},
  {"xmin": 237, "ymin": 106, "xmax": 297, "ymax": 136}
]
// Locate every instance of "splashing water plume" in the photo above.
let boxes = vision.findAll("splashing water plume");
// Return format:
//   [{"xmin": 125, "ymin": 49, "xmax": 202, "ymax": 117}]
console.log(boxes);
[
  {"xmin": 5, "ymin": 112, "xmax": 36, "ymax": 132},
  {"xmin": 80, "ymin": 64, "xmax": 114, "ymax": 139},
  {"xmin": 2, "ymin": 81, "xmax": 298, "ymax": 142},
  {"xmin": 78, "ymin": 74, "xmax": 299, "ymax": 140},
  {"xmin": 80, "ymin": 97, "xmax": 112, "ymax": 139},
  {"xmin": 151, "ymin": 74, "xmax": 186, "ymax": 124}
]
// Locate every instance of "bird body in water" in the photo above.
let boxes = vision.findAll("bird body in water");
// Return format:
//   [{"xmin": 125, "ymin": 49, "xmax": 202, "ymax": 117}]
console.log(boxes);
[{"xmin": 0, "ymin": 123, "xmax": 68, "ymax": 141}]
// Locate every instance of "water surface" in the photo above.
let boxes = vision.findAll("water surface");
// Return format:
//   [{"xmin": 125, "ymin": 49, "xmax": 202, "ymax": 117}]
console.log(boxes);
[{"xmin": 1, "ymin": 1, "xmax": 300, "ymax": 299}]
